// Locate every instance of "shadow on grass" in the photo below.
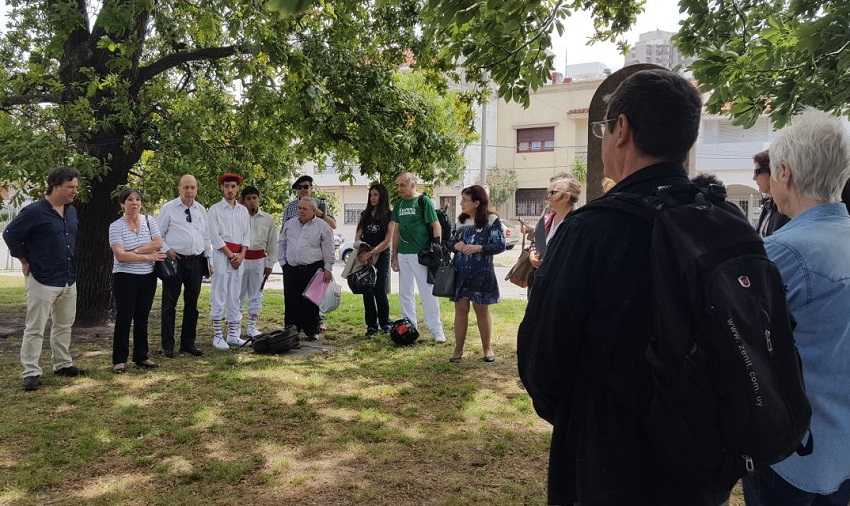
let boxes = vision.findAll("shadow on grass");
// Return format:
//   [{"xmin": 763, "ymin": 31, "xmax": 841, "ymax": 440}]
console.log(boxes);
[{"xmin": 0, "ymin": 277, "xmax": 551, "ymax": 506}]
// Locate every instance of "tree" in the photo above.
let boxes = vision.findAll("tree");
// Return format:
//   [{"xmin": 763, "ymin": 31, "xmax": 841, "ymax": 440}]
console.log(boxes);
[
  {"xmin": 676, "ymin": 0, "xmax": 850, "ymax": 128},
  {"xmin": 479, "ymin": 167, "xmax": 517, "ymax": 208},
  {"xmin": 1, "ymin": 0, "xmax": 642, "ymax": 324}
]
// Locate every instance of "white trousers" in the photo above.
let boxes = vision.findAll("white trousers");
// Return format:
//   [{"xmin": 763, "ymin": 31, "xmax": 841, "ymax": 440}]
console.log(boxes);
[
  {"xmin": 239, "ymin": 258, "xmax": 265, "ymax": 315},
  {"xmin": 21, "ymin": 276, "xmax": 76, "ymax": 377},
  {"xmin": 397, "ymin": 253, "xmax": 444, "ymax": 340},
  {"xmin": 210, "ymin": 249, "xmax": 244, "ymax": 322}
]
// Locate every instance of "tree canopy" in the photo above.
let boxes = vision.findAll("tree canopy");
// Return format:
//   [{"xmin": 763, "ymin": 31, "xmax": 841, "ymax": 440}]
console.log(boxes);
[{"xmin": 677, "ymin": 0, "xmax": 850, "ymax": 128}]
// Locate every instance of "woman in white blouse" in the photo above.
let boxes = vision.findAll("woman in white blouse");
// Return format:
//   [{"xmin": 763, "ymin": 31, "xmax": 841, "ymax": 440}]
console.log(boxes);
[{"xmin": 108, "ymin": 188, "xmax": 166, "ymax": 373}]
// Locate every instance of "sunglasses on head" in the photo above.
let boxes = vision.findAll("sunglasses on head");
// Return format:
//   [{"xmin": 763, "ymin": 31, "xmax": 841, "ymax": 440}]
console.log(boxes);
[{"xmin": 754, "ymin": 167, "xmax": 770, "ymax": 176}]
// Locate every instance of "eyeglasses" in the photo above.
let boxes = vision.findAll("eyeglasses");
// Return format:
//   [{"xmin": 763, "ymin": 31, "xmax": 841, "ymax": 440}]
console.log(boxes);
[
  {"xmin": 591, "ymin": 117, "xmax": 617, "ymax": 139},
  {"xmin": 461, "ymin": 198, "xmax": 473, "ymax": 204},
  {"xmin": 754, "ymin": 167, "xmax": 770, "ymax": 176},
  {"xmin": 296, "ymin": 184, "xmax": 311, "ymax": 190},
  {"xmin": 184, "ymin": 208, "xmax": 192, "ymax": 223}
]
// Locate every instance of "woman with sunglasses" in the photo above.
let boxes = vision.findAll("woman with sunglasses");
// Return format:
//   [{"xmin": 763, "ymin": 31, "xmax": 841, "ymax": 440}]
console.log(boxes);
[
  {"xmin": 526, "ymin": 175, "xmax": 582, "ymax": 290},
  {"xmin": 448, "ymin": 185, "xmax": 506, "ymax": 363}
]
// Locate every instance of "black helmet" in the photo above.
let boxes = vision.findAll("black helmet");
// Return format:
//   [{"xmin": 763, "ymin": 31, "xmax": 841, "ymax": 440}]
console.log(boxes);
[
  {"xmin": 347, "ymin": 265, "xmax": 377, "ymax": 294},
  {"xmin": 390, "ymin": 317, "xmax": 419, "ymax": 345}
]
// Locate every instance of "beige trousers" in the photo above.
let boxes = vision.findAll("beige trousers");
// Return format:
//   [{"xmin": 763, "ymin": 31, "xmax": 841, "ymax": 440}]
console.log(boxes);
[{"xmin": 21, "ymin": 276, "xmax": 77, "ymax": 377}]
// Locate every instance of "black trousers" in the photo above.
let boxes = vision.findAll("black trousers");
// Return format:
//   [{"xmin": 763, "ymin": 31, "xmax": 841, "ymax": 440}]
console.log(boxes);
[
  {"xmin": 363, "ymin": 251, "xmax": 392, "ymax": 330},
  {"xmin": 112, "ymin": 272, "xmax": 158, "ymax": 365},
  {"xmin": 283, "ymin": 261, "xmax": 323, "ymax": 335},
  {"xmin": 161, "ymin": 255, "xmax": 204, "ymax": 352}
]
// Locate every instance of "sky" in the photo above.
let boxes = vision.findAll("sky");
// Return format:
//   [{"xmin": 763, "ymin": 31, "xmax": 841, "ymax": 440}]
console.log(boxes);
[{"xmin": 551, "ymin": 0, "xmax": 687, "ymax": 73}]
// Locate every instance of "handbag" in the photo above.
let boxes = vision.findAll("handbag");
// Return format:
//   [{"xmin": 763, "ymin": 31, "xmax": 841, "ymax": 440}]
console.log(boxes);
[
  {"xmin": 145, "ymin": 215, "xmax": 178, "ymax": 281},
  {"xmin": 347, "ymin": 265, "xmax": 377, "ymax": 294},
  {"xmin": 431, "ymin": 263, "xmax": 456, "ymax": 298},
  {"xmin": 505, "ymin": 234, "xmax": 534, "ymax": 288}
]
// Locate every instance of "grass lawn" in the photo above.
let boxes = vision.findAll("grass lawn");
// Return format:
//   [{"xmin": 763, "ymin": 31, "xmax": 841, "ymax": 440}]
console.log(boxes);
[{"xmin": 0, "ymin": 275, "xmax": 745, "ymax": 505}]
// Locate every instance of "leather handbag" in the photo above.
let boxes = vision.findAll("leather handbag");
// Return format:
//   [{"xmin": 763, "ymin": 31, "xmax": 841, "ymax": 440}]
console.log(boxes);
[
  {"xmin": 431, "ymin": 262, "xmax": 456, "ymax": 298},
  {"xmin": 505, "ymin": 234, "xmax": 534, "ymax": 288},
  {"xmin": 145, "ymin": 215, "xmax": 178, "ymax": 281}
]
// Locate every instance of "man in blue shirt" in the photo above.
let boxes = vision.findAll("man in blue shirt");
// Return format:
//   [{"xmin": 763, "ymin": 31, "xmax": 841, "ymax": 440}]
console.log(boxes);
[
  {"xmin": 2, "ymin": 166, "xmax": 87, "ymax": 391},
  {"xmin": 743, "ymin": 109, "xmax": 850, "ymax": 505}
]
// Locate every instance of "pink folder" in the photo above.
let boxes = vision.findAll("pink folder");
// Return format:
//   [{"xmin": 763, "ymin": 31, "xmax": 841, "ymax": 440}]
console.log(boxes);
[{"xmin": 302, "ymin": 269, "xmax": 330, "ymax": 307}]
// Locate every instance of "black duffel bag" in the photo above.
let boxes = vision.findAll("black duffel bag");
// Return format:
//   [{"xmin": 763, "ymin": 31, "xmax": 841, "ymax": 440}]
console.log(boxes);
[{"xmin": 244, "ymin": 326, "xmax": 300, "ymax": 354}]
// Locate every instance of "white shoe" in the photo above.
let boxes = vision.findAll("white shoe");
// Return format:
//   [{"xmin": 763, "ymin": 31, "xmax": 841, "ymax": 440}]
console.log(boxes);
[
  {"xmin": 434, "ymin": 335, "xmax": 447, "ymax": 343},
  {"xmin": 247, "ymin": 327, "xmax": 262, "ymax": 338},
  {"xmin": 226, "ymin": 335, "xmax": 247, "ymax": 346},
  {"xmin": 213, "ymin": 337, "xmax": 230, "ymax": 350}
]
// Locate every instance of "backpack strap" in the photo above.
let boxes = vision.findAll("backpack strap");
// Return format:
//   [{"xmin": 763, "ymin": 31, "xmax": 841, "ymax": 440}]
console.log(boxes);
[{"xmin": 575, "ymin": 191, "xmax": 659, "ymax": 223}]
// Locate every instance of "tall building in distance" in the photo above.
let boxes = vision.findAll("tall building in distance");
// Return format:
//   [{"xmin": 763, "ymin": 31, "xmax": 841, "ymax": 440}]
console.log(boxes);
[{"xmin": 624, "ymin": 29, "xmax": 694, "ymax": 71}]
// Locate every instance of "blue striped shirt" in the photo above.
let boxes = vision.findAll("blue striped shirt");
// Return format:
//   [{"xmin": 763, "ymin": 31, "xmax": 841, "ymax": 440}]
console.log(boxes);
[{"xmin": 109, "ymin": 215, "xmax": 161, "ymax": 275}]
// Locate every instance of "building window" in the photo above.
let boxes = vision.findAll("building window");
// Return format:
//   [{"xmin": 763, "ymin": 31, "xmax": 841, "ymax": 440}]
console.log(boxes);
[
  {"xmin": 517, "ymin": 127, "xmax": 555, "ymax": 153},
  {"xmin": 344, "ymin": 204, "xmax": 366, "ymax": 225},
  {"xmin": 515, "ymin": 188, "xmax": 548, "ymax": 217}
]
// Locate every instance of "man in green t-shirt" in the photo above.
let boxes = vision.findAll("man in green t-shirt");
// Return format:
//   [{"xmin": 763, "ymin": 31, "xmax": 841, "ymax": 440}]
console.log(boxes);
[{"xmin": 391, "ymin": 172, "xmax": 446, "ymax": 342}]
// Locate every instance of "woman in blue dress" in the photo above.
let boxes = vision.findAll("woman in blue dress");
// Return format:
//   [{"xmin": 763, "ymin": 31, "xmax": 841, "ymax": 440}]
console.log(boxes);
[{"xmin": 448, "ymin": 185, "xmax": 506, "ymax": 363}]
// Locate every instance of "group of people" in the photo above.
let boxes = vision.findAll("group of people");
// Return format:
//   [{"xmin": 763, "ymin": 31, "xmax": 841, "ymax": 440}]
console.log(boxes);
[
  {"xmin": 518, "ymin": 69, "xmax": 850, "ymax": 506},
  {"xmin": 346, "ymin": 172, "xmax": 506, "ymax": 362}
]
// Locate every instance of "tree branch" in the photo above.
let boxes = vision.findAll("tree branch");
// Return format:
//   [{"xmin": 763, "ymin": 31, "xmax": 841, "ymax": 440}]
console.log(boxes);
[
  {"xmin": 135, "ymin": 46, "xmax": 242, "ymax": 86},
  {"xmin": 2, "ymin": 93, "xmax": 64, "ymax": 107},
  {"xmin": 477, "ymin": 0, "xmax": 564, "ymax": 71}
]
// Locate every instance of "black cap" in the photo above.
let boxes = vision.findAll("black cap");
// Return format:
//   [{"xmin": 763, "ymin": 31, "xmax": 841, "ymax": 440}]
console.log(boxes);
[{"xmin": 292, "ymin": 175, "xmax": 313, "ymax": 189}]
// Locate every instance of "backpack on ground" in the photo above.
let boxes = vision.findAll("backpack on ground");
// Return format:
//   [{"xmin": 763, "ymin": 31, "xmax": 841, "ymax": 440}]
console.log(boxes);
[
  {"xmin": 245, "ymin": 326, "xmax": 300, "ymax": 354},
  {"xmin": 389, "ymin": 317, "xmax": 419, "ymax": 345},
  {"xmin": 579, "ymin": 183, "xmax": 812, "ymax": 486}
]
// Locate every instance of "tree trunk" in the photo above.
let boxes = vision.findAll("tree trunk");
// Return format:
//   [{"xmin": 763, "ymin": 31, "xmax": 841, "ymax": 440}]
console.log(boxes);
[{"xmin": 73, "ymin": 158, "xmax": 133, "ymax": 325}]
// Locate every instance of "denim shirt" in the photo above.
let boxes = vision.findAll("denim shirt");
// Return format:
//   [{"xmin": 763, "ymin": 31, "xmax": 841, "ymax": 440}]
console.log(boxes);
[
  {"xmin": 765, "ymin": 203, "xmax": 850, "ymax": 493},
  {"xmin": 2, "ymin": 199, "xmax": 78, "ymax": 287}
]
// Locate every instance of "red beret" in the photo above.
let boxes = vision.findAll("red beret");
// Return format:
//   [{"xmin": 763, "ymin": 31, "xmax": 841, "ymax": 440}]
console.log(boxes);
[{"xmin": 218, "ymin": 173, "xmax": 243, "ymax": 185}]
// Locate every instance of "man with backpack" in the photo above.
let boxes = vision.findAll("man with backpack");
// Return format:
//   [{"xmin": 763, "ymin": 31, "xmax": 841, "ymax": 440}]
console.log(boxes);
[
  {"xmin": 517, "ymin": 70, "xmax": 737, "ymax": 505},
  {"xmin": 742, "ymin": 109, "xmax": 850, "ymax": 505},
  {"xmin": 391, "ymin": 172, "xmax": 447, "ymax": 343}
]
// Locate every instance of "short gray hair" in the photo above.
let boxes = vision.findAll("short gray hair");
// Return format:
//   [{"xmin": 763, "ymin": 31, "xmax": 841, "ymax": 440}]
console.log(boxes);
[{"xmin": 770, "ymin": 109, "xmax": 850, "ymax": 202}]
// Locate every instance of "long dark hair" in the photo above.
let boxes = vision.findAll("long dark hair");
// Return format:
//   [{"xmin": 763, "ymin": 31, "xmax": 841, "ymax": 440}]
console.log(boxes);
[
  {"xmin": 458, "ymin": 185, "xmax": 496, "ymax": 228},
  {"xmin": 358, "ymin": 183, "xmax": 391, "ymax": 229}
]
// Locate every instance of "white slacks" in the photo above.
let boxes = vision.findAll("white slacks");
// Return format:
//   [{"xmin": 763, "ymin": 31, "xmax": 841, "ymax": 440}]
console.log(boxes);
[
  {"xmin": 397, "ymin": 253, "xmax": 445, "ymax": 340},
  {"xmin": 210, "ymin": 250, "xmax": 244, "ymax": 322},
  {"xmin": 239, "ymin": 258, "xmax": 265, "ymax": 315},
  {"xmin": 21, "ymin": 276, "xmax": 76, "ymax": 377}
]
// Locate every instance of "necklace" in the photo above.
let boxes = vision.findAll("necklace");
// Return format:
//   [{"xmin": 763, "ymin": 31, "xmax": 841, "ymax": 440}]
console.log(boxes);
[{"xmin": 125, "ymin": 215, "xmax": 140, "ymax": 234}]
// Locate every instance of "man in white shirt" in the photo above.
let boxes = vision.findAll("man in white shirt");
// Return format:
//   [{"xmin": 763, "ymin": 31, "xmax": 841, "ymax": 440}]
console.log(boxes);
[
  {"xmin": 239, "ymin": 186, "xmax": 278, "ymax": 337},
  {"xmin": 157, "ymin": 174, "xmax": 211, "ymax": 358},
  {"xmin": 207, "ymin": 173, "xmax": 251, "ymax": 350},
  {"xmin": 278, "ymin": 197, "xmax": 335, "ymax": 341}
]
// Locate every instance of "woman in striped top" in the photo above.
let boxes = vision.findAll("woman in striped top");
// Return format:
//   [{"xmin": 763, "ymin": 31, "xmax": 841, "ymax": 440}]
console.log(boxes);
[{"xmin": 108, "ymin": 188, "xmax": 166, "ymax": 374}]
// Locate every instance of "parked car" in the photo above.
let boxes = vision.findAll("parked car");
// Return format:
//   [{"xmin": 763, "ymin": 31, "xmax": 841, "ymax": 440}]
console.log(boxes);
[
  {"xmin": 334, "ymin": 232, "xmax": 344, "ymax": 249},
  {"xmin": 500, "ymin": 219, "xmax": 521, "ymax": 250},
  {"xmin": 339, "ymin": 240, "xmax": 355, "ymax": 263}
]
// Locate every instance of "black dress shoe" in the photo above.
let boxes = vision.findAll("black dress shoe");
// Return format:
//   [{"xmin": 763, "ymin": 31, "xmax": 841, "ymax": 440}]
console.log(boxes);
[
  {"xmin": 54, "ymin": 365, "xmax": 86, "ymax": 377},
  {"xmin": 180, "ymin": 347, "xmax": 203, "ymax": 356},
  {"xmin": 22, "ymin": 376, "xmax": 40, "ymax": 391},
  {"xmin": 159, "ymin": 349, "xmax": 174, "ymax": 358}
]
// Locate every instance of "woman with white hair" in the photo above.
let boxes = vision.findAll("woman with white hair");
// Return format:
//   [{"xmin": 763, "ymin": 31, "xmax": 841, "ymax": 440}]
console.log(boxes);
[
  {"xmin": 525, "ymin": 175, "xmax": 581, "ymax": 291},
  {"xmin": 743, "ymin": 109, "xmax": 850, "ymax": 506}
]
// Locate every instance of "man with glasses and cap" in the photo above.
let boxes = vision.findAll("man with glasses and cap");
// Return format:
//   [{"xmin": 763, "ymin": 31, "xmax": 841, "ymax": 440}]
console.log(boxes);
[
  {"xmin": 753, "ymin": 149, "xmax": 790, "ymax": 238},
  {"xmin": 207, "ymin": 172, "xmax": 251, "ymax": 350},
  {"xmin": 157, "ymin": 174, "xmax": 210, "ymax": 358},
  {"xmin": 283, "ymin": 175, "xmax": 337, "ymax": 229}
]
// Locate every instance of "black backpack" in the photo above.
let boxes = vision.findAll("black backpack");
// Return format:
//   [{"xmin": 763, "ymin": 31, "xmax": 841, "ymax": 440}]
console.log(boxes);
[
  {"xmin": 389, "ymin": 317, "xmax": 419, "ymax": 346},
  {"xmin": 347, "ymin": 265, "xmax": 377, "ymax": 294},
  {"xmin": 580, "ymin": 184, "xmax": 812, "ymax": 486},
  {"xmin": 417, "ymin": 194, "xmax": 452, "ymax": 249},
  {"xmin": 245, "ymin": 326, "xmax": 300, "ymax": 354}
]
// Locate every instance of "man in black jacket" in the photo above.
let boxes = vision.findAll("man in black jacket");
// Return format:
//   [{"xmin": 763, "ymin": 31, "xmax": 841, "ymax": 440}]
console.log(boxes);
[
  {"xmin": 753, "ymin": 149, "xmax": 790, "ymax": 237},
  {"xmin": 517, "ymin": 70, "xmax": 733, "ymax": 505}
]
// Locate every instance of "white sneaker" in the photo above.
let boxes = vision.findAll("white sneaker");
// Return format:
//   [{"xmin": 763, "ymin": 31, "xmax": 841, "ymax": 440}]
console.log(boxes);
[
  {"xmin": 226, "ymin": 335, "xmax": 247, "ymax": 346},
  {"xmin": 247, "ymin": 327, "xmax": 262, "ymax": 338},
  {"xmin": 212, "ymin": 337, "xmax": 230, "ymax": 350},
  {"xmin": 434, "ymin": 335, "xmax": 447, "ymax": 343}
]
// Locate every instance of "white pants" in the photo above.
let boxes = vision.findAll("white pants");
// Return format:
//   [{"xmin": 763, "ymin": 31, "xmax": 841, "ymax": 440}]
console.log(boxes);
[
  {"xmin": 210, "ymin": 250, "xmax": 244, "ymax": 322},
  {"xmin": 21, "ymin": 276, "xmax": 77, "ymax": 377},
  {"xmin": 239, "ymin": 257, "xmax": 265, "ymax": 315},
  {"xmin": 397, "ymin": 253, "xmax": 444, "ymax": 340}
]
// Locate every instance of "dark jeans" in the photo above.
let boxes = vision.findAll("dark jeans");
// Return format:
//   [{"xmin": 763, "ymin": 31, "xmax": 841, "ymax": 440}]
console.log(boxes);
[
  {"xmin": 283, "ymin": 261, "xmax": 323, "ymax": 335},
  {"xmin": 112, "ymin": 272, "xmax": 157, "ymax": 365},
  {"xmin": 363, "ymin": 251, "xmax": 392, "ymax": 330},
  {"xmin": 161, "ymin": 255, "xmax": 204, "ymax": 351},
  {"xmin": 743, "ymin": 466, "xmax": 850, "ymax": 506}
]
